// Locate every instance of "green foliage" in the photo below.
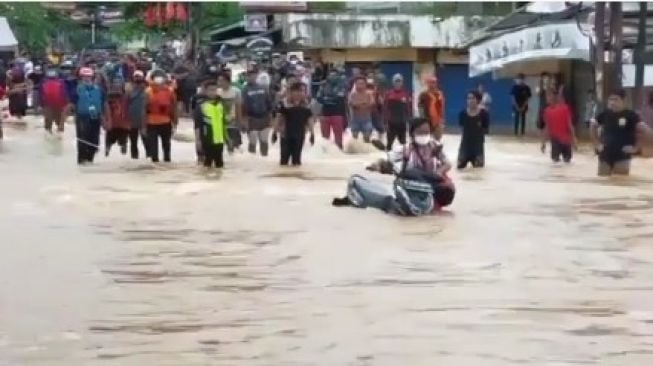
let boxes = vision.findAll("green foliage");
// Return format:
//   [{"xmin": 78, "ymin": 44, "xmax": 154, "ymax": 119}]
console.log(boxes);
[{"xmin": 0, "ymin": 3, "xmax": 72, "ymax": 53}]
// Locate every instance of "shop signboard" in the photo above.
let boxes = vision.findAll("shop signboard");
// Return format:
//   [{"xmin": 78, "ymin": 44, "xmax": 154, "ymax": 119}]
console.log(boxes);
[{"xmin": 469, "ymin": 21, "xmax": 591, "ymax": 77}]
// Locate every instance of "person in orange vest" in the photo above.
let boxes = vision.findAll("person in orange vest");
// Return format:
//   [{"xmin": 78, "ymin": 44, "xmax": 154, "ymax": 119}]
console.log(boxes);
[
  {"xmin": 418, "ymin": 76, "xmax": 445, "ymax": 140},
  {"xmin": 145, "ymin": 73, "xmax": 178, "ymax": 163}
]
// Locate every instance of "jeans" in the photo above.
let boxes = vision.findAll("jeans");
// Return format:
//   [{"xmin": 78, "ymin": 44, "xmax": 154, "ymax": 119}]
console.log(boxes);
[
  {"xmin": 350, "ymin": 117, "xmax": 373, "ymax": 141},
  {"xmin": 513, "ymin": 105, "xmax": 528, "ymax": 136},
  {"xmin": 75, "ymin": 116, "xmax": 101, "ymax": 164},
  {"xmin": 147, "ymin": 123, "xmax": 173, "ymax": 162}
]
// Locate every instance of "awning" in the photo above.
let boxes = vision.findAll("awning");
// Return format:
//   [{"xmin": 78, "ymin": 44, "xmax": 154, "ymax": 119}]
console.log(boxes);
[
  {"xmin": 469, "ymin": 21, "xmax": 591, "ymax": 77},
  {"xmin": 0, "ymin": 17, "xmax": 18, "ymax": 51}
]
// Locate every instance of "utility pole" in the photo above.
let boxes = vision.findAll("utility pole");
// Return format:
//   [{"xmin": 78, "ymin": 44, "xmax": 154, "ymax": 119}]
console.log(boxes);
[
  {"xmin": 634, "ymin": 1, "xmax": 647, "ymax": 107},
  {"xmin": 609, "ymin": 2, "xmax": 623, "ymax": 91},
  {"xmin": 594, "ymin": 2, "xmax": 606, "ymax": 104}
]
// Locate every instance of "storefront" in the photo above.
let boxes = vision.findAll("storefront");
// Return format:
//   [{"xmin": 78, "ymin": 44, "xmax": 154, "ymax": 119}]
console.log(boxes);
[{"xmin": 469, "ymin": 20, "xmax": 595, "ymax": 131}]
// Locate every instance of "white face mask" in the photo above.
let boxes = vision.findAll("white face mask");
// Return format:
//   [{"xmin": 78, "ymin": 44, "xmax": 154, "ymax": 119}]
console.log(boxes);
[
  {"xmin": 414, "ymin": 135, "xmax": 431, "ymax": 146},
  {"xmin": 153, "ymin": 76, "xmax": 165, "ymax": 85}
]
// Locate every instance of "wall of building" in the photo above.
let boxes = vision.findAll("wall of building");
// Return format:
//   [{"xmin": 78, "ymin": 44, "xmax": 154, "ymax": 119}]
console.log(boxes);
[
  {"xmin": 319, "ymin": 48, "xmax": 418, "ymax": 63},
  {"xmin": 280, "ymin": 13, "xmax": 501, "ymax": 49}
]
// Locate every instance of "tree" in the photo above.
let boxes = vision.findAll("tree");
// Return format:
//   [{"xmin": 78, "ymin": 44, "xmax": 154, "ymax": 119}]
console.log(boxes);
[{"xmin": 0, "ymin": 3, "xmax": 74, "ymax": 54}]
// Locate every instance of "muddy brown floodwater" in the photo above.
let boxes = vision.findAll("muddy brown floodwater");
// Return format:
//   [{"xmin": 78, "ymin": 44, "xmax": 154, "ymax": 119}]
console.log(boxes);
[{"xmin": 1, "ymin": 118, "xmax": 653, "ymax": 366}]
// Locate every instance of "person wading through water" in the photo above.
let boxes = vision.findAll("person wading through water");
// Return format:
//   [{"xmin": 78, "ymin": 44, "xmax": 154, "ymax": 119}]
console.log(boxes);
[
  {"xmin": 316, "ymin": 68, "xmax": 346, "ymax": 150},
  {"xmin": 511, "ymin": 73, "xmax": 532, "ymax": 136},
  {"xmin": 541, "ymin": 90, "xmax": 576, "ymax": 164},
  {"xmin": 197, "ymin": 81, "xmax": 228, "ymax": 170},
  {"xmin": 457, "ymin": 90, "xmax": 490, "ymax": 169},
  {"xmin": 74, "ymin": 67, "xmax": 108, "ymax": 165},
  {"xmin": 273, "ymin": 82, "xmax": 315, "ymax": 166},
  {"xmin": 242, "ymin": 69, "xmax": 273, "ymax": 157},
  {"xmin": 349, "ymin": 76, "xmax": 375, "ymax": 143},
  {"xmin": 217, "ymin": 72, "xmax": 242, "ymax": 154},
  {"xmin": 125, "ymin": 70, "xmax": 149, "ymax": 159},
  {"xmin": 145, "ymin": 72, "xmax": 178, "ymax": 163},
  {"xmin": 418, "ymin": 76, "xmax": 445, "ymax": 140},
  {"xmin": 40, "ymin": 68, "xmax": 69, "ymax": 137},
  {"xmin": 590, "ymin": 89, "xmax": 652, "ymax": 176},
  {"xmin": 104, "ymin": 63, "xmax": 129, "ymax": 157},
  {"xmin": 7, "ymin": 66, "xmax": 28, "ymax": 120},
  {"xmin": 383, "ymin": 73, "xmax": 412, "ymax": 151}
]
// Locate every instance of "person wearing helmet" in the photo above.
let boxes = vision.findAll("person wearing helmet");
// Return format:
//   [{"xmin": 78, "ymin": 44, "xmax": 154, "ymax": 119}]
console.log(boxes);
[{"xmin": 74, "ymin": 67, "xmax": 108, "ymax": 165}]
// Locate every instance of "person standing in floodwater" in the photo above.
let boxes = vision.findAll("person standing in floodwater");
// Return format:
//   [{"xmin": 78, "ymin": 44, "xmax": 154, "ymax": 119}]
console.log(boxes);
[
  {"xmin": 217, "ymin": 73, "xmax": 242, "ymax": 154},
  {"xmin": 316, "ymin": 68, "xmax": 346, "ymax": 150},
  {"xmin": 125, "ymin": 70, "xmax": 149, "ymax": 160},
  {"xmin": 457, "ymin": 91, "xmax": 489, "ymax": 169},
  {"xmin": 511, "ymin": 73, "xmax": 532, "ymax": 136},
  {"xmin": 198, "ymin": 81, "xmax": 228, "ymax": 169},
  {"xmin": 145, "ymin": 73, "xmax": 178, "ymax": 163},
  {"xmin": 591, "ymin": 89, "xmax": 652, "ymax": 176},
  {"xmin": 383, "ymin": 73, "xmax": 412, "ymax": 150},
  {"xmin": 242, "ymin": 69, "xmax": 273, "ymax": 157},
  {"xmin": 349, "ymin": 76, "xmax": 375, "ymax": 142},
  {"xmin": 74, "ymin": 67, "xmax": 108, "ymax": 165},
  {"xmin": 418, "ymin": 76, "xmax": 445, "ymax": 140},
  {"xmin": 541, "ymin": 91, "xmax": 576, "ymax": 164},
  {"xmin": 273, "ymin": 82, "xmax": 315, "ymax": 166}
]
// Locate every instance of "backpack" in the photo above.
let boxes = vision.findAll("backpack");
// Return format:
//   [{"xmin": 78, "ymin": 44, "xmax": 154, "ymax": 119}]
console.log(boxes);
[
  {"xmin": 146, "ymin": 87, "xmax": 174, "ymax": 116},
  {"xmin": 41, "ymin": 79, "xmax": 68, "ymax": 109},
  {"xmin": 243, "ymin": 86, "xmax": 269, "ymax": 117},
  {"xmin": 76, "ymin": 84, "xmax": 103, "ymax": 119},
  {"xmin": 105, "ymin": 64, "xmax": 125, "ymax": 96}
]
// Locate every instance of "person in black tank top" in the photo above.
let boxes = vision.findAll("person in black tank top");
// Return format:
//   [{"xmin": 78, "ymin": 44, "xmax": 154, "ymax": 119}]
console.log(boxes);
[{"xmin": 458, "ymin": 91, "xmax": 489, "ymax": 169}]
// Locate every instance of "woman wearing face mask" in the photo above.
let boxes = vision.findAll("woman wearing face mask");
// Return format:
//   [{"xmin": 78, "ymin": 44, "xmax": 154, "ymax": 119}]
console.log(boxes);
[{"xmin": 331, "ymin": 118, "xmax": 455, "ymax": 215}]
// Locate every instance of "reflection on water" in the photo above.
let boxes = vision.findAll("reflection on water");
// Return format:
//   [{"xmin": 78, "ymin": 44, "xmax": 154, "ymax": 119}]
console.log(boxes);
[{"xmin": 1, "ymin": 121, "xmax": 653, "ymax": 365}]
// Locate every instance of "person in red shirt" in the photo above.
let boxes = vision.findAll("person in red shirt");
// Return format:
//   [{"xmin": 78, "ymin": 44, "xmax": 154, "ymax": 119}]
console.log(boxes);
[
  {"xmin": 541, "ymin": 91, "xmax": 576, "ymax": 163},
  {"xmin": 383, "ymin": 74, "xmax": 412, "ymax": 150}
]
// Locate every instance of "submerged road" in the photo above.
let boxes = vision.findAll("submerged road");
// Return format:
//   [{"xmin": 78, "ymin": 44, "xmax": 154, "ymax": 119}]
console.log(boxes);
[{"xmin": 1, "ymin": 118, "xmax": 653, "ymax": 365}]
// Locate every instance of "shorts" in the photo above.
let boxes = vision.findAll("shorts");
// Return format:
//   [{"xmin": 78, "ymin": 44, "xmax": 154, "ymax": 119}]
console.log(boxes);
[
  {"xmin": 551, "ymin": 139, "xmax": 572, "ymax": 163},
  {"xmin": 350, "ymin": 117, "xmax": 374, "ymax": 135}
]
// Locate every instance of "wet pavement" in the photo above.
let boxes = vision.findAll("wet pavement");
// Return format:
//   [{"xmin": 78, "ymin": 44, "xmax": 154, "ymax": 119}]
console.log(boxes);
[{"xmin": 1, "ymin": 117, "xmax": 653, "ymax": 365}]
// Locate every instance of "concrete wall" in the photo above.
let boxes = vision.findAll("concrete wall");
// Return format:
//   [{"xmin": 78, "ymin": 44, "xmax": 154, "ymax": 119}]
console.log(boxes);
[
  {"xmin": 280, "ymin": 13, "xmax": 501, "ymax": 49},
  {"xmin": 319, "ymin": 48, "xmax": 418, "ymax": 63}
]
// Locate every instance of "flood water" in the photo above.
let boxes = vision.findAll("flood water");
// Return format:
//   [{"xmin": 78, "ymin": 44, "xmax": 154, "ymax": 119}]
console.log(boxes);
[{"xmin": 1, "ymin": 118, "xmax": 653, "ymax": 365}]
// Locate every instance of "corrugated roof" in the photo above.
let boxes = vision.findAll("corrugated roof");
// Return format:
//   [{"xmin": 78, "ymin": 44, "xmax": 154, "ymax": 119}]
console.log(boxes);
[{"xmin": 0, "ymin": 17, "xmax": 18, "ymax": 51}]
